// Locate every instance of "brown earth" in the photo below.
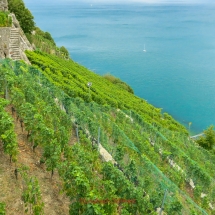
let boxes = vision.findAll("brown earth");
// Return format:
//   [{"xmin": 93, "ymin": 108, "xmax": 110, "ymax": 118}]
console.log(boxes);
[{"xmin": 0, "ymin": 105, "xmax": 74, "ymax": 215}]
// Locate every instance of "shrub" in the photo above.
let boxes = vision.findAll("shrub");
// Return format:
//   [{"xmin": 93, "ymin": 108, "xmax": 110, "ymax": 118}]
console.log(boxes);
[{"xmin": 0, "ymin": 12, "xmax": 12, "ymax": 27}]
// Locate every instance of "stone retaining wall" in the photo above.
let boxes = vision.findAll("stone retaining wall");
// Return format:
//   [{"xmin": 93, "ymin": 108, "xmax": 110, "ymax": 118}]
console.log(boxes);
[
  {"xmin": 0, "ymin": 0, "xmax": 8, "ymax": 11},
  {"xmin": 0, "ymin": 27, "xmax": 10, "ymax": 58}
]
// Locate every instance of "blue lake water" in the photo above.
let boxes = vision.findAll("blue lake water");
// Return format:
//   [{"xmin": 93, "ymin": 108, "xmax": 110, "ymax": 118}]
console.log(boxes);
[{"xmin": 24, "ymin": 0, "xmax": 215, "ymax": 134}]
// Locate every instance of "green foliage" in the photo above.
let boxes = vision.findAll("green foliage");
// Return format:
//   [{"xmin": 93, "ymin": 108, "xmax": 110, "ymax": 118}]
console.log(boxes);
[
  {"xmin": 0, "ymin": 12, "xmax": 12, "ymax": 27},
  {"xmin": 43, "ymin": 139, "xmax": 61, "ymax": 178},
  {"xmin": 29, "ymin": 28, "xmax": 70, "ymax": 58},
  {"xmin": 8, "ymin": 0, "xmax": 35, "ymax": 33},
  {"xmin": 1, "ymin": 58, "xmax": 213, "ymax": 214},
  {"xmin": 60, "ymin": 46, "xmax": 69, "ymax": 58},
  {"xmin": 33, "ymin": 27, "xmax": 56, "ymax": 45},
  {"xmin": 196, "ymin": 125, "xmax": 215, "ymax": 150},
  {"xmin": 25, "ymin": 33, "xmax": 33, "ymax": 44},
  {"xmin": 25, "ymin": 50, "xmax": 188, "ymax": 134},
  {"xmin": 0, "ymin": 203, "xmax": 6, "ymax": 215},
  {"xmin": 0, "ymin": 98, "xmax": 18, "ymax": 162},
  {"xmin": 34, "ymin": 27, "xmax": 44, "ymax": 37},
  {"xmin": 43, "ymin": 32, "xmax": 55, "ymax": 45},
  {"xmin": 20, "ymin": 168, "xmax": 44, "ymax": 215},
  {"xmin": 104, "ymin": 73, "xmax": 134, "ymax": 94}
]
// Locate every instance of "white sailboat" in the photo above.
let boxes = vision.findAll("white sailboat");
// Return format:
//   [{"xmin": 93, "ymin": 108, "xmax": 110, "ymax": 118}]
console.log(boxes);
[{"xmin": 143, "ymin": 44, "xmax": 146, "ymax": 52}]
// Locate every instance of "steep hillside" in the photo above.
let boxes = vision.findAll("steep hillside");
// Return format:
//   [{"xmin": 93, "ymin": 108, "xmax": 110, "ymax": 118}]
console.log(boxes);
[
  {"xmin": 25, "ymin": 50, "xmax": 188, "ymax": 135},
  {"xmin": 1, "ymin": 0, "xmax": 215, "ymax": 214},
  {"xmin": 0, "ymin": 58, "xmax": 215, "ymax": 214},
  {"xmin": 0, "ymin": 103, "xmax": 70, "ymax": 215}
]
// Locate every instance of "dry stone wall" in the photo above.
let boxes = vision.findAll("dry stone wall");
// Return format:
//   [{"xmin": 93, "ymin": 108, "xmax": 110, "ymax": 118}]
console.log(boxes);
[{"xmin": 0, "ymin": 28, "xmax": 10, "ymax": 58}]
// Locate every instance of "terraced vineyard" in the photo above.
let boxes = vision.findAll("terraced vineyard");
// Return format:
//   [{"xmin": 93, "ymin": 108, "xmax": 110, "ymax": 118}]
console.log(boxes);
[
  {"xmin": 0, "ymin": 57, "xmax": 215, "ymax": 214},
  {"xmin": 25, "ymin": 50, "xmax": 187, "ymax": 134}
]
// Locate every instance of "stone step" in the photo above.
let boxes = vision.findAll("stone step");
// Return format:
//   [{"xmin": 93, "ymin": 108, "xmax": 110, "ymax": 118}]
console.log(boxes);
[
  {"xmin": 10, "ymin": 48, "xmax": 19, "ymax": 50},
  {"xmin": 11, "ymin": 51, "xmax": 20, "ymax": 53},
  {"xmin": 10, "ymin": 44, "xmax": 19, "ymax": 46},
  {"xmin": 12, "ymin": 57, "xmax": 21, "ymax": 60},
  {"xmin": 11, "ymin": 30, "xmax": 19, "ymax": 33},
  {"xmin": 10, "ymin": 50, "xmax": 20, "ymax": 53}
]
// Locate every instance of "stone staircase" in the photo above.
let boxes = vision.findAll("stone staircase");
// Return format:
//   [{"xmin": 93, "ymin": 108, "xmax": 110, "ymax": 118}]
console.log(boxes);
[{"xmin": 9, "ymin": 28, "xmax": 21, "ymax": 60}]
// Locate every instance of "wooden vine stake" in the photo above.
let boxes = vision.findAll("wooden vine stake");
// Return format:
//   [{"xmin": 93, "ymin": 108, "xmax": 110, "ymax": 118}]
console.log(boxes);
[
  {"xmin": 159, "ymin": 189, "xmax": 168, "ymax": 215},
  {"xmin": 76, "ymin": 126, "xmax": 79, "ymax": 144},
  {"xmin": 5, "ymin": 81, "xmax": 9, "ymax": 100},
  {"xmin": 98, "ymin": 127, "xmax": 100, "ymax": 149}
]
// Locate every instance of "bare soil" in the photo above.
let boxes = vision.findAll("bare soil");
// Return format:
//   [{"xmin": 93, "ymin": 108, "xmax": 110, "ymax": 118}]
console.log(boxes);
[{"xmin": 0, "ymin": 105, "xmax": 71, "ymax": 215}]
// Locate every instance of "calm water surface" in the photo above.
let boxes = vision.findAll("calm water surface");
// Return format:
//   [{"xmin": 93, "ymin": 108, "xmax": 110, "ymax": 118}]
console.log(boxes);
[{"xmin": 24, "ymin": 0, "xmax": 215, "ymax": 133}]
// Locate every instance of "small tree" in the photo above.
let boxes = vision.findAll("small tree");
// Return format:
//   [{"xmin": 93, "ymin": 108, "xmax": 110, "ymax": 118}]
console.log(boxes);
[
  {"xmin": 44, "ymin": 32, "xmax": 56, "ymax": 45},
  {"xmin": 8, "ymin": 0, "xmax": 35, "ymax": 34},
  {"xmin": 60, "ymin": 46, "xmax": 69, "ymax": 58},
  {"xmin": 197, "ymin": 125, "xmax": 215, "ymax": 150}
]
